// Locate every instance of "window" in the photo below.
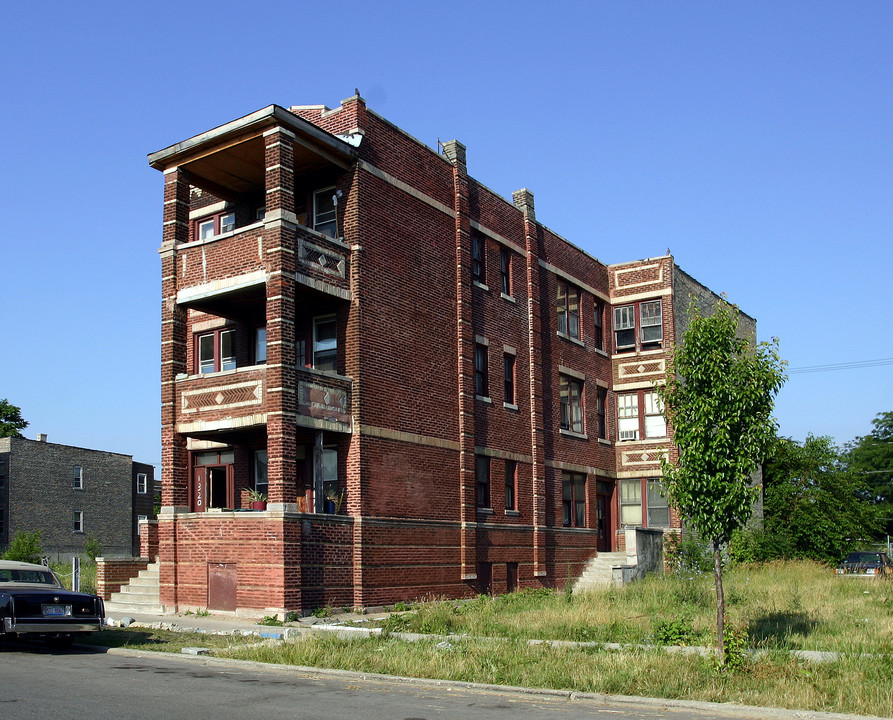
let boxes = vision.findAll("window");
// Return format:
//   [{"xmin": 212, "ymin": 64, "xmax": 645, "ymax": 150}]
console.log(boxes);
[
  {"xmin": 476, "ymin": 455, "xmax": 490, "ymax": 508},
  {"xmin": 136, "ymin": 473, "xmax": 148, "ymax": 494},
  {"xmin": 620, "ymin": 479, "xmax": 642, "ymax": 526},
  {"xmin": 640, "ymin": 300, "xmax": 663, "ymax": 344},
  {"xmin": 647, "ymin": 479, "xmax": 670, "ymax": 527},
  {"xmin": 613, "ymin": 299, "xmax": 663, "ymax": 352},
  {"xmin": 0, "ymin": 457, "xmax": 8, "ymax": 488},
  {"xmin": 503, "ymin": 353, "xmax": 515, "ymax": 405},
  {"xmin": 197, "ymin": 328, "xmax": 236, "ymax": 374},
  {"xmin": 322, "ymin": 446, "xmax": 338, "ymax": 510},
  {"xmin": 73, "ymin": 465, "xmax": 83, "ymax": 489},
  {"xmin": 614, "ymin": 305, "xmax": 636, "ymax": 350},
  {"xmin": 617, "ymin": 393, "xmax": 639, "ymax": 441},
  {"xmin": 254, "ymin": 450, "xmax": 268, "ymax": 498},
  {"xmin": 313, "ymin": 187, "xmax": 337, "ymax": 237},
  {"xmin": 557, "ymin": 280, "xmax": 580, "ymax": 340},
  {"xmin": 196, "ymin": 211, "xmax": 235, "ymax": 241},
  {"xmin": 499, "ymin": 247, "xmax": 511, "ymax": 295},
  {"xmin": 594, "ymin": 300, "xmax": 604, "ymax": 350},
  {"xmin": 505, "ymin": 460, "xmax": 516, "ymax": 511},
  {"xmin": 313, "ymin": 316, "xmax": 337, "ymax": 371},
  {"xmin": 618, "ymin": 390, "xmax": 666, "ymax": 440},
  {"xmin": 73, "ymin": 510, "xmax": 84, "ymax": 533},
  {"xmin": 255, "ymin": 327, "xmax": 267, "ymax": 364},
  {"xmin": 559, "ymin": 375, "xmax": 584, "ymax": 434},
  {"xmin": 475, "ymin": 343, "xmax": 489, "ymax": 397},
  {"xmin": 137, "ymin": 514, "xmax": 148, "ymax": 535},
  {"xmin": 562, "ymin": 472, "xmax": 586, "ymax": 527},
  {"xmin": 472, "ymin": 234, "xmax": 485, "ymax": 284},
  {"xmin": 643, "ymin": 391, "xmax": 667, "ymax": 438},
  {"xmin": 596, "ymin": 387, "xmax": 607, "ymax": 440}
]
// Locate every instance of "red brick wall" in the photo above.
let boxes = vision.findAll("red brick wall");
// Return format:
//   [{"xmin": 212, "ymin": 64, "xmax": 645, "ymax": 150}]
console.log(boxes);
[{"xmin": 96, "ymin": 557, "xmax": 152, "ymax": 600}]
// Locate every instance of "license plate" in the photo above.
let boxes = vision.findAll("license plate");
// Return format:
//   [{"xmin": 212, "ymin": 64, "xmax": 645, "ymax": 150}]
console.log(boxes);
[{"xmin": 42, "ymin": 604, "xmax": 72, "ymax": 617}]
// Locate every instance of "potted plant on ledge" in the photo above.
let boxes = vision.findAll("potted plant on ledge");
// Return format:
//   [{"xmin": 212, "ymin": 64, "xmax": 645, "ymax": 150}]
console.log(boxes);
[{"xmin": 247, "ymin": 488, "xmax": 267, "ymax": 511}]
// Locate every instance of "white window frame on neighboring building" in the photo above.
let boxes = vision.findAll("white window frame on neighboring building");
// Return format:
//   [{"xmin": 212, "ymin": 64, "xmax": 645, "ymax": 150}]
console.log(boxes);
[
  {"xmin": 73, "ymin": 510, "xmax": 84, "ymax": 533},
  {"xmin": 136, "ymin": 473, "xmax": 148, "ymax": 494},
  {"xmin": 73, "ymin": 465, "xmax": 84, "ymax": 490}
]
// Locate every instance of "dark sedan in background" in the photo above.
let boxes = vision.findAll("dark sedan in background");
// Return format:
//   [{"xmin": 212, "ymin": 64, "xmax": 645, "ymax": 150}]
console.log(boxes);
[
  {"xmin": 835, "ymin": 551, "xmax": 893, "ymax": 578},
  {"xmin": 0, "ymin": 560, "xmax": 105, "ymax": 647}
]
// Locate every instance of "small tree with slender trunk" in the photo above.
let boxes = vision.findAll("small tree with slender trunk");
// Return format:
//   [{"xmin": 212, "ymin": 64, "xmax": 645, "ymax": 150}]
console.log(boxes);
[{"xmin": 657, "ymin": 301, "xmax": 785, "ymax": 667}]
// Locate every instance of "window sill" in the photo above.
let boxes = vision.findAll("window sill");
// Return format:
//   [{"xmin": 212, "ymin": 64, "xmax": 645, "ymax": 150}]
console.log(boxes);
[
  {"xmin": 505, "ymin": 510, "xmax": 520, "ymax": 517},
  {"xmin": 503, "ymin": 402, "xmax": 519, "ymax": 411},
  {"xmin": 476, "ymin": 395, "xmax": 492, "ymax": 404},
  {"xmin": 500, "ymin": 293, "xmax": 516, "ymax": 304},
  {"xmin": 560, "ymin": 429, "xmax": 589, "ymax": 440},
  {"xmin": 556, "ymin": 331, "xmax": 585, "ymax": 348},
  {"xmin": 473, "ymin": 281, "xmax": 490, "ymax": 291},
  {"xmin": 594, "ymin": 348, "xmax": 608, "ymax": 357},
  {"xmin": 597, "ymin": 438, "xmax": 611, "ymax": 446},
  {"xmin": 476, "ymin": 507, "xmax": 493, "ymax": 515}
]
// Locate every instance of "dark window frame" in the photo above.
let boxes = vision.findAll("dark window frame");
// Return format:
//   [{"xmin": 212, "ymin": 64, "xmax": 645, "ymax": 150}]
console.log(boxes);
[
  {"xmin": 499, "ymin": 247, "xmax": 511, "ymax": 296},
  {"xmin": 562, "ymin": 472, "xmax": 587, "ymax": 527},
  {"xmin": 557, "ymin": 280, "xmax": 581, "ymax": 340},
  {"xmin": 559, "ymin": 375, "xmax": 584, "ymax": 434},
  {"xmin": 475, "ymin": 343, "xmax": 489, "ymax": 398},
  {"xmin": 472, "ymin": 233, "xmax": 486, "ymax": 285},
  {"xmin": 476, "ymin": 455, "xmax": 491, "ymax": 508},
  {"xmin": 503, "ymin": 353, "xmax": 516, "ymax": 405},
  {"xmin": 196, "ymin": 327, "xmax": 236, "ymax": 374},
  {"xmin": 193, "ymin": 210, "xmax": 236, "ymax": 242},
  {"xmin": 613, "ymin": 299, "xmax": 663, "ymax": 352},
  {"xmin": 505, "ymin": 460, "xmax": 517, "ymax": 511}
]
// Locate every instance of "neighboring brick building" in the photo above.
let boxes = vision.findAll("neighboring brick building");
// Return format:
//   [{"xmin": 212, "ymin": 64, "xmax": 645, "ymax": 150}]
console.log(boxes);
[
  {"xmin": 146, "ymin": 95, "xmax": 755, "ymax": 615},
  {"xmin": 0, "ymin": 435, "xmax": 155, "ymax": 559}
]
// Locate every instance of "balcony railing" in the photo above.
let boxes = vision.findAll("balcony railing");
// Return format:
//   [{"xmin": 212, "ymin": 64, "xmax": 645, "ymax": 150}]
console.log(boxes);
[
  {"xmin": 295, "ymin": 225, "xmax": 351, "ymax": 299},
  {"xmin": 295, "ymin": 367, "xmax": 352, "ymax": 433},
  {"xmin": 175, "ymin": 365, "xmax": 352, "ymax": 435}
]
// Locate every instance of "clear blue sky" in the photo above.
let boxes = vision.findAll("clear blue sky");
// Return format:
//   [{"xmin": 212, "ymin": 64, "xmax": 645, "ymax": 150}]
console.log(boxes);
[{"xmin": 2, "ymin": 1, "xmax": 891, "ymax": 471}]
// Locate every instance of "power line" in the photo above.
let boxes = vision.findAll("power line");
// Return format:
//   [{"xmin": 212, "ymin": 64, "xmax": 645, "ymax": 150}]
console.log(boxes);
[{"xmin": 788, "ymin": 357, "xmax": 893, "ymax": 375}]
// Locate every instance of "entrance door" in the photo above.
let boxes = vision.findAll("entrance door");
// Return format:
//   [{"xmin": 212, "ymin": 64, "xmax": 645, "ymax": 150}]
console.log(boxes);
[
  {"xmin": 596, "ymin": 494, "xmax": 610, "ymax": 551},
  {"xmin": 192, "ymin": 465, "xmax": 233, "ymax": 511}
]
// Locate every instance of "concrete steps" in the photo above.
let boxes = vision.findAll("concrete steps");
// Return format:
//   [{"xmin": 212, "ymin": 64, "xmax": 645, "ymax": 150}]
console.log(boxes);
[
  {"xmin": 572, "ymin": 552, "xmax": 631, "ymax": 593},
  {"xmin": 104, "ymin": 562, "xmax": 163, "ymax": 614}
]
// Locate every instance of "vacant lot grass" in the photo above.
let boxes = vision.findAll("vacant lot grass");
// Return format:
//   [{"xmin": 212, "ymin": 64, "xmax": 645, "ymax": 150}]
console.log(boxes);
[
  {"xmin": 85, "ymin": 561, "xmax": 893, "ymax": 716},
  {"xmin": 374, "ymin": 560, "xmax": 892, "ymax": 655}
]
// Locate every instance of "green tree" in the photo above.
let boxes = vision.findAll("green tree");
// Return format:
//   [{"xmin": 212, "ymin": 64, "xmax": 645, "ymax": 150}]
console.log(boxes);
[
  {"xmin": 845, "ymin": 411, "xmax": 893, "ymax": 536},
  {"xmin": 658, "ymin": 301, "xmax": 785, "ymax": 667},
  {"xmin": 3, "ymin": 530, "xmax": 43, "ymax": 563},
  {"xmin": 762, "ymin": 435, "xmax": 881, "ymax": 562},
  {"xmin": 0, "ymin": 398, "xmax": 28, "ymax": 438}
]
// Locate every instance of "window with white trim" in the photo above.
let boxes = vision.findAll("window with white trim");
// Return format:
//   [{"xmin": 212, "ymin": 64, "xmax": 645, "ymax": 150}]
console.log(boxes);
[
  {"xmin": 620, "ymin": 478, "xmax": 642, "ymax": 526},
  {"xmin": 643, "ymin": 391, "xmax": 667, "ymax": 438},
  {"xmin": 255, "ymin": 327, "xmax": 267, "ymax": 364},
  {"xmin": 137, "ymin": 473, "xmax": 148, "ymax": 494},
  {"xmin": 617, "ymin": 393, "xmax": 639, "ymax": 441},
  {"xmin": 137, "ymin": 514, "xmax": 148, "ymax": 535},
  {"xmin": 73, "ymin": 510, "xmax": 84, "ymax": 533},
  {"xmin": 73, "ymin": 465, "xmax": 84, "ymax": 489},
  {"xmin": 196, "ymin": 211, "xmax": 236, "ymax": 242},
  {"xmin": 197, "ymin": 328, "xmax": 236, "ymax": 374}
]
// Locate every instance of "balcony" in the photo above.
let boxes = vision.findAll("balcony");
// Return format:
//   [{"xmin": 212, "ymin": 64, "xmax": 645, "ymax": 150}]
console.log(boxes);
[
  {"xmin": 294, "ymin": 225, "xmax": 351, "ymax": 300},
  {"xmin": 175, "ymin": 365, "xmax": 352, "ymax": 437}
]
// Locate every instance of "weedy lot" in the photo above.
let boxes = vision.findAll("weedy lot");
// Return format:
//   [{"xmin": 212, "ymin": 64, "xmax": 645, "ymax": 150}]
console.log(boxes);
[{"xmin": 83, "ymin": 561, "xmax": 893, "ymax": 718}]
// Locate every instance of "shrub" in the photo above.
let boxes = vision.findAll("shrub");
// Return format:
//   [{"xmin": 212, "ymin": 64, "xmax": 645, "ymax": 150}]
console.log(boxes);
[
  {"xmin": 665, "ymin": 531, "xmax": 713, "ymax": 574},
  {"xmin": 83, "ymin": 535, "xmax": 102, "ymax": 563},
  {"xmin": 3, "ymin": 530, "xmax": 43, "ymax": 563}
]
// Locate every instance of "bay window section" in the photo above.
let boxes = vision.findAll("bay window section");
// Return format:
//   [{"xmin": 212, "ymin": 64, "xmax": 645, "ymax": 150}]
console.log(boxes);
[
  {"xmin": 614, "ymin": 305, "xmax": 636, "ymax": 351},
  {"xmin": 647, "ymin": 479, "xmax": 669, "ymax": 527},
  {"xmin": 640, "ymin": 300, "xmax": 663, "ymax": 345},
  {"xmin": 643, "ymin": 391, "xmax": 666, "ymax": 438}
]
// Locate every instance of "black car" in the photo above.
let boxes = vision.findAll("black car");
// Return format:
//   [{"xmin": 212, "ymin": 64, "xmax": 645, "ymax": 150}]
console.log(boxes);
[
  {"xmin": 835, "ymin": 551, "xmax": 893, "ymax": 578},
  {"xmin": 0, "ymin": 560, "xmax": 105, "ymax": 647}
]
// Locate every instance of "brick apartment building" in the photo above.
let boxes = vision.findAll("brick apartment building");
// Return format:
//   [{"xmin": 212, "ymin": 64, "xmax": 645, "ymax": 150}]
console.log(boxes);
[
  {"xmin": 145, "ymin": 94, "xmax": 755, "ymax": 615},
  {"xmin": 0, "ymin": 435, "xmax": 155, "ymax": 559}
]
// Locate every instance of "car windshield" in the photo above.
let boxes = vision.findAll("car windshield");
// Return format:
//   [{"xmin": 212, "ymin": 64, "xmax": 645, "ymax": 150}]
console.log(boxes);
[
  {"xmin": 0, "ymin": 569, "xmax": 59, "ymax": 585},
  {"xmin": 845, "ymin": 553, "xmax": 881, "ymax": 564}
]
